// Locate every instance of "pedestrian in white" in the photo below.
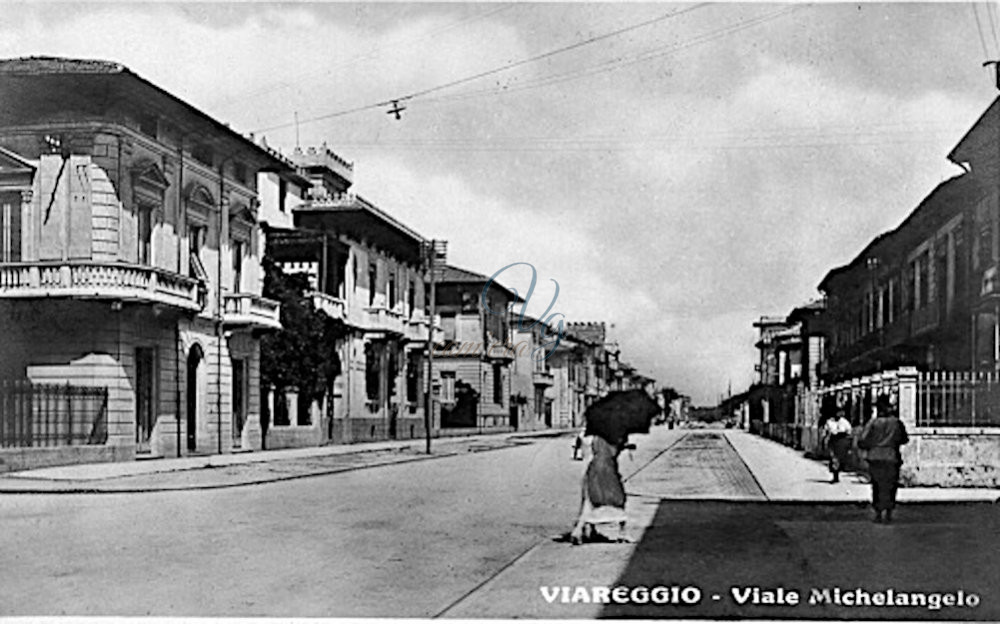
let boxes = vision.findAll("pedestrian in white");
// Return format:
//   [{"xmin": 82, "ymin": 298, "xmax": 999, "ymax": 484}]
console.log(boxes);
[{"xmin": 823, "ymin": 410, "xmax": 853, "ymax": 483}]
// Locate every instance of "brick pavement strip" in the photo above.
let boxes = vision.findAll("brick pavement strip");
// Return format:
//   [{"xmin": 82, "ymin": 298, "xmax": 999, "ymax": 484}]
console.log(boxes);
[
  {"xmin": 626, "ymin": 432, "xmax": 766, "ymax": 500},
  {"xmin": 0, "ymin": 436, "xmax": 537, "ymax": 494}
]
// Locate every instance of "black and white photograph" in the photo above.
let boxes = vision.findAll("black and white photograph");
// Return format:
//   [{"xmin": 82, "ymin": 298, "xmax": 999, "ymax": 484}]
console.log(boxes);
[{"xmin": 0, "ymin": 1, "xmax": 998, "ymax": 621}]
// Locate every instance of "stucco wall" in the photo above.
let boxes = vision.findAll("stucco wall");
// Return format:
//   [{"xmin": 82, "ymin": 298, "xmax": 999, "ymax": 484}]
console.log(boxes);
[{"xmin": 901, "ymin": 430, "xmax": 1000, "ymax": 487}]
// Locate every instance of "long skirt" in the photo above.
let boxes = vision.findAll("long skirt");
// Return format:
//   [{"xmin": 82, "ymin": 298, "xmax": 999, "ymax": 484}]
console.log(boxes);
[
  {"xmin": 578, "ymin": 449, "xmax": 627, "ymax": 525},
  {"xmin": 829, "ymin": 435, "xmax": 851, "ymax": 472},
  {"xmin": 868, "ymin": 460, "xmax": 901, "ymax": 512}
]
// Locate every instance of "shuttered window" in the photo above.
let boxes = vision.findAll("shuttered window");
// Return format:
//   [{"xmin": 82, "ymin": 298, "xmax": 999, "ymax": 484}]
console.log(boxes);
[{"xmin": 0, "ymin": 192, "xmax": 21, "ymax": 262}]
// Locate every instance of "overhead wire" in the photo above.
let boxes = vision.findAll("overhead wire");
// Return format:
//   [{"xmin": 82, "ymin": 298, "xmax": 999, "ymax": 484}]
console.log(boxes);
[
  {"xmin": 250, "ymin": 3, "xmax": 711, "ymax": 133},
  {"xmin": 383, "ymin": 3, "xmax": 709, "ymax": 104},
  {"xmin": 208, "ymin": 3, "xmax": 518, "ymax": 112},
  {"xmin": 246, "ymin": 3, "xmax": 948, "ymax": 156},
  {"xmin": 318, "ymin": 115, "xmax": 964, "ymax": 153},
  {"xmin": 319, "ymin": 137, "xmax": 958, "ymax": 154},
  {"xmin": 413, "ymin": 5, "xmax": 801, "ymax": 109},
  {"xmin": 986, "ymin": 1, "xmax": 1000, "ymax": 53},
  {"xmin": 972, "ymin": 3, "xmax": 992, "ymax": 60}
]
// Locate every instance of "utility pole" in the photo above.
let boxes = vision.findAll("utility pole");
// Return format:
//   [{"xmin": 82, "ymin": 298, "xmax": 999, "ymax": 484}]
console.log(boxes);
[{"xmin": 423, "ymin": 240, "xmax": 447, "ymax": 454}]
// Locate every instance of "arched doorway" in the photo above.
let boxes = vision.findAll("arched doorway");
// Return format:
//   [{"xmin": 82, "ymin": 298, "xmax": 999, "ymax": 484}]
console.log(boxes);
[{"xmin": 186, "ymin": 344, "xmax": 204, "ymax": 452}]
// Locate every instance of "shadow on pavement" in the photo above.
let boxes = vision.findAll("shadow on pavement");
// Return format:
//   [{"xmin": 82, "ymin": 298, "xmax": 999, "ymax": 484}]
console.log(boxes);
[{"xmin": 598, "ymin": 500, "xmax": 999, "ymax": 620}]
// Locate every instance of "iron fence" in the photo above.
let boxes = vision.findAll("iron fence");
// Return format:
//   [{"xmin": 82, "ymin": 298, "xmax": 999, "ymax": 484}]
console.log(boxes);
[
  {"xmin": 0, "ymin": 380, "xmax": 108, "ymax": 448},
  {"xmin": 917, "ymin": 372, "xmax": 1000, "ymax": 427}
]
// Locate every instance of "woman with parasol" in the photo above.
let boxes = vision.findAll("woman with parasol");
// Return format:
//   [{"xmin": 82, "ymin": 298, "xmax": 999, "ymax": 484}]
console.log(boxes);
[{"xmin": 567, "ymin": 390, "xmax": 660, "ymax": 545}]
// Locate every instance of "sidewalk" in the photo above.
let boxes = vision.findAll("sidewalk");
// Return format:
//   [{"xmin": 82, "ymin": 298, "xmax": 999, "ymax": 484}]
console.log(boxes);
[
  {"xmin": 724, "ymin": 428, "xmax": 1000, "ymax": 503},
  {"xmin": 444, "ymin": 427, "xmax": 1000, "ymax": 619},
  {"xmin": 2, "ymin": 426, "xmax": 997, "ymax": 502},
  {"xmin": 0, "ymin": 429, "xmax": 570, "ymax": 494}
]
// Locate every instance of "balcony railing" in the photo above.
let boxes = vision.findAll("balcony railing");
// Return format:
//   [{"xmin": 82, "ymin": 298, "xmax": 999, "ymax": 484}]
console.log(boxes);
[
  {"xmin": 309, "ymin": 291, "xmax": 347, "ymax": 322},
  {"xmin": 0, "ymin": 262, "xmax": 204, "ymax": 311},
  {"xmin": 532, "ymin": 370, "xmax": 554, "ymax": 386},
  {"xmin": 403, "ymin": 313, "xmax": 427, "ymax": 342},
  {"xmin": 223, "ymin": 293, "xmax": 281, "ymax": 330},
  {"xmin": 362, "ymin": 305, "xmax": 406, "ymax": 335},
  {"xmin": 402, "ymin": 311, "xmax": 445, "ymax": 343}
]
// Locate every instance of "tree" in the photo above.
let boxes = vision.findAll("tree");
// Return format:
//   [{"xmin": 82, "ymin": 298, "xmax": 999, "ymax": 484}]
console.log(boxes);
[{"xmin": 260, "ymin": 255, "xmax": 347, "ymax": 405}]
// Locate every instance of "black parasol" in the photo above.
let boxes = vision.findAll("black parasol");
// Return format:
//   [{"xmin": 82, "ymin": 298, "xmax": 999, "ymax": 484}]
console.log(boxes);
[{"xmin": 584, "ymin": 389, "xmax": 661, "ymax": 445}]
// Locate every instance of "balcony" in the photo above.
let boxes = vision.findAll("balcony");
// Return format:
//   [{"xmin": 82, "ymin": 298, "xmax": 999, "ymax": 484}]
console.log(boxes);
[
  {"xmin": 223, "ymin": 293, "xmax": 281, "ymax": 330},
  {"xmin": 403, "ymin": 312, "xmax": 429, "ymax": 342},
  {"xmin": 401, "ymin": 312, "xmax": 445, "ymax": 344},
  {"xmin": 362, "ymin": 305, "xmax": 406, "ymax": 336},
  {"xmin": 0, "ymin": 262, "xmax": 204, "ymax": 311},
  {"xmin": 309, "ymin": 291, "xmax": 346, "ymax": 322},
  {"xmin": 532, "ymin": 370, "xmax": 554, "ymax": 386}
]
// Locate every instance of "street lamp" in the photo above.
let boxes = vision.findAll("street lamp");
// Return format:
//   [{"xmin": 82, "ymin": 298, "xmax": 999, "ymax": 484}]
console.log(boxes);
[{"xmin": 423, "ymin": 239, "xmax": 447, "ymax": 454}]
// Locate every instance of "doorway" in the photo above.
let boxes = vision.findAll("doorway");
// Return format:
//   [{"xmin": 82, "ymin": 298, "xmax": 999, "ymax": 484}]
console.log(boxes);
[
  {"xmin": 232, "ymin": 358, "xmax": 246, "ymax": 449},
  {"xmin": 135, "ymin": 347, "xmax": 156, "ymax": 452},
  {"xmin": 186, "ymin": 344, "xmax": 203, "ymax": 452}
]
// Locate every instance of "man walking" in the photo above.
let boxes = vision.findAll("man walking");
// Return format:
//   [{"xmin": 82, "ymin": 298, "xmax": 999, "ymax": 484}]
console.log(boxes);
[{"xmin": 858, "ymin": 395, "xmax": 909, "ymax": 524}]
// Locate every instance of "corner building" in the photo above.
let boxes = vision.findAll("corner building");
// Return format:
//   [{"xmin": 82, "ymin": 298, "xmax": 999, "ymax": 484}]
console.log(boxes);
[{"xmin": 0, "ymin": 57, "xmax": 287, "ymax": 469}]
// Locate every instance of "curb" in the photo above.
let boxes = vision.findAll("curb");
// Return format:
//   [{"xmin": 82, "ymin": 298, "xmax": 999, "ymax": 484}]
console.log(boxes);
[
  {"xmin": 0, "ymin": 451, "xmax": 463, "ymax": 495},
  {"xmin": 0, "ymin": 430, "xmax": 568, "ymax": 495}
]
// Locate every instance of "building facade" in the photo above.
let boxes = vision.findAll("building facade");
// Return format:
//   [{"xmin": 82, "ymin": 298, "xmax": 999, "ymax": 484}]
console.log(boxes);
[
  {"xmin": 818, "ymin": 175, "xmax": 978, "ymax": 382},
  {"xmin": 739, "ymin": 94, "xmax": 1000, "ymax": 485},
  {"xmin": 0, "ymin": 57, "xmax": 285, "ymax": 469},
  {"xmin": 261, "ymin": 145, "xmax": 439, "ymax": 446},
  {"xmin": 433, "ymin": 265, "xmax": 521, "ymax": 432},
  {"xmin": 507, "ymin": 314, "xmax": 557, "ymax": 431}
]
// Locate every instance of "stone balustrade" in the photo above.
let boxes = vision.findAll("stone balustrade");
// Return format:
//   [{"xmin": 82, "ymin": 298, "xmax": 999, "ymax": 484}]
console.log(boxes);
[{"xmin": 0, "ymin": 261, "xmax": 203, "ymax": 311}]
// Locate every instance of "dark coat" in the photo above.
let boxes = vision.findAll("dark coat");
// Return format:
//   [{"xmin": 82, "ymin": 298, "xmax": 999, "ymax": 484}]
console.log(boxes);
[
  {"xmin": 858, "ymin": 415, "xmax": 909, "ymax": 463},
  {"xmin": 586, "ymin": 436, "xmax": 626, "ymax": 508}
]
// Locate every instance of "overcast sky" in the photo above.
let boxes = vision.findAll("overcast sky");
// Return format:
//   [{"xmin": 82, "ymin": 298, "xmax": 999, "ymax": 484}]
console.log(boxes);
[{"xmin": 3, "ymin": 2, "xmax": 998, "ymax": 404}]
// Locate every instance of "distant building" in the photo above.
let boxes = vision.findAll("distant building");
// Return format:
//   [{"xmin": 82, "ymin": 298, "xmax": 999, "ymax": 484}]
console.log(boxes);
[
  {"xmin": 433, "ymin": 265, "xmax": 521, "ymax": 431},
  {"xmin": 508, "ymin": 314, "xmax": 557, "ymax": 430}
]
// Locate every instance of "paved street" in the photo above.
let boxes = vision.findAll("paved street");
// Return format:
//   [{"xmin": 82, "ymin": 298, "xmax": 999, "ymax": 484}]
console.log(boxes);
[{"xmin": 0, "ymin": 428, "xmax": 997, "ymax": 619}]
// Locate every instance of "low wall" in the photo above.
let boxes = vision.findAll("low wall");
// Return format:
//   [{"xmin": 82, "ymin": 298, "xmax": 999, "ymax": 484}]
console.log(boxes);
[
  {"xmin": 439, "ymin": 425, "xmax": 516, "ymax": 437},
  {"xmin": 0, "ymin": 445, "xmax": 133, "ymax": 474},
  {"xmin": 774, "ymin": 423, "xmax": 1000, "ymax": 487},
  {"xmin": 393, "ymin": 418, "xmax": 428, "ymax": 441},
  {"xmin": 752, "ymin": 421, "xmax": 805, "ymax": 450},
  {"xmin": 328, "ymin": 417, "xmax": 433, "ymax": 444},
  {"xmin": 902, "ymin": 430, "xmax": 1000, "ymax": 487},
  {"xmin": 265, "ymin": 425, "xmax": 324, "ymax": 450}
]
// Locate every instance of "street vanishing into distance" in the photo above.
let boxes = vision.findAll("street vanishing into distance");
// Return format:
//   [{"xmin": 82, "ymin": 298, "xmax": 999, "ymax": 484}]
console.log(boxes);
[{"xmin": 1, "ymin": 427, "xmax": 996, "ymax": 620}]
